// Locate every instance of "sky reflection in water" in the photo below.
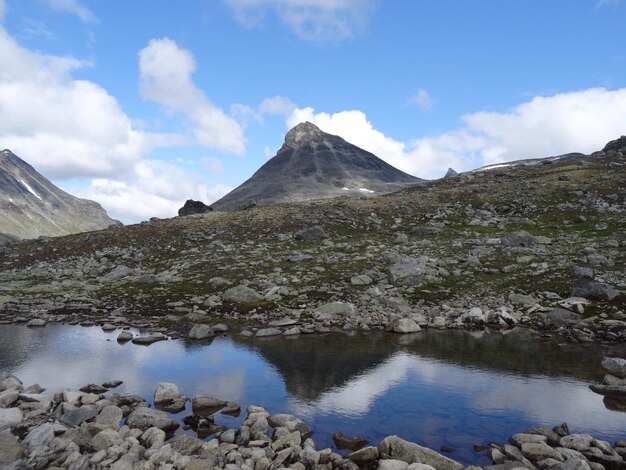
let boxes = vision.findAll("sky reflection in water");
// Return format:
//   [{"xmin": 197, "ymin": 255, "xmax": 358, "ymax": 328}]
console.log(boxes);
[{"xmin": 1, "ymin": 324, "xmax": 624, "ymax": 465}]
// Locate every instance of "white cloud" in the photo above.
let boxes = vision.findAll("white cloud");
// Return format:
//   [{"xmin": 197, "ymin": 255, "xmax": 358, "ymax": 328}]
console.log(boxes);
[
  {"xmin": 139, "ymin": 38, "xmax": 246, "ymax": 155},
  {"xmin": 0, "ymin": 29, "xmax": 150, "ymax": 179},
  {"xmin": 407, "ymin": 89, "xmax": 435, "ymax": 110},
  {"xmin": 224, "ymin": 0, "xmax": 375, "ymax": 43},
  {"xmin": 287, "ymin": 87, "xmax": 626, "ymax": 178},
  {"xmin": 259, "ymin": 95, "xmax": 296, "ymax": 116},
  {"xmin": 77, "ymin": 160, "xmax": 233, "ymax": 223},
  {"xmin": 202, "ymin": 156, "xmax": 224, "ymax": 174},
  {"xmin": 43, "ymin": 0, "xmax": 97, "ymax": 23}
]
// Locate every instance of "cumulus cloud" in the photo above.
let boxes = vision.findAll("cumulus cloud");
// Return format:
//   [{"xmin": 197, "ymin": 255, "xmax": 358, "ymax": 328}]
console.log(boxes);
[
  {"xmin": 224, "ymin": 0, "xmax": 375, "ymax": 43},
  {"xmin": 78, "ymin": 160, "xmax": 233, "ymax": 223},
  {"xmin": 0, "ymin": 29, "xmax": 151, "ymax": 179},
  {"xmin": 202, "ymin": 156, "xmax": 224, "ymax": 174},
  {"xmin": 287, "ymin": 87, "xmax": 626, "ymax": 178},
  {"xmin": 407, "ymin": 89, "xmax": 435, "ymax": 110},
  {"xmin": 259, "ymin": 95, "xmax": 296, "ymax": 116},
  {"xmin": 43, "ymin": 0, "xmax": 97, "ymax": 23},
  {"xmin": 139, "ymin": 38, "xmax": 246, "ymax": 155}
]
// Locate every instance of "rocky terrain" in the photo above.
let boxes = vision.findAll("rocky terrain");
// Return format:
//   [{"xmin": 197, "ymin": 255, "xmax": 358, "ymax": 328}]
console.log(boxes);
[
  {"xmin": 0, "ymin": 137, "xmax": 624, "ymax": 346},
  {"xmin": 1, "ymin": 372, "xmax": 625, "ymax": 470},
  {"xmin": 0, "ymin": 150, "xmax": 121, "ymax": 241},
  {"xmin": 210, "ymin": 122, "xmax": 422, "ymax": 211}
]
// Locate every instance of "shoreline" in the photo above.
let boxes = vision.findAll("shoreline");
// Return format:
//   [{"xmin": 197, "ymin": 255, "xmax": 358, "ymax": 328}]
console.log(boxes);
[{"xmin": 1, "ymin": 373, "xmax": 625, "ymax": 470}]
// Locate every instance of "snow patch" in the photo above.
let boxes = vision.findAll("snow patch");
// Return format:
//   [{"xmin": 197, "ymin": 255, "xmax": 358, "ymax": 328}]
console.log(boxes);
[
  {"xmin": 20, "ymin": 179, "xmax": 42, "ymax": 200},
  {"xmin": 475, "ymin": 162, "xmax": 514, "ymax": 172},
  {"xmin": 359, "ymin": 187, "xmax": 375, "ymax": 193}
]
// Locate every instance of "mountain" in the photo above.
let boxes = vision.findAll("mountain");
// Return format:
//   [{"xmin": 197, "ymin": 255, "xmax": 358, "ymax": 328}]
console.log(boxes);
[
  {"xmin": 211, "ymin": 122, "xmax": 422, "ymax": 211},
  {"xmin": 0, "ymin": 149, "xmax": 121, "ymax": 241}
]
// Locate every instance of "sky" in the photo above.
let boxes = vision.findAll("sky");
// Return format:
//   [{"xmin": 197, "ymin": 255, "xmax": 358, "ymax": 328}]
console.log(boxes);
[{"xmin": 0, "ymin": 0, "xmax": 625, "ymax": 223}]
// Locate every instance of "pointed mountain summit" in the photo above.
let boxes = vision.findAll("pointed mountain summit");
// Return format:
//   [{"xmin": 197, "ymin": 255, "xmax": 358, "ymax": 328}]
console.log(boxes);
[
  {"xmin": 0, "ymin": 149, "xmax": 121, "ymax": 241},
  {"xmin": 211, "ymin": 122, "xmax": 422, "ymax": 211}
]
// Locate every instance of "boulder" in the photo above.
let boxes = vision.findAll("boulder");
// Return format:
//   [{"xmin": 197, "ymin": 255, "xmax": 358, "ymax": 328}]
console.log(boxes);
[
  {"xmin": 0, "ymin": 408, "xmax": 23, "ymax": 430},
  {"xmin": 154, "ymin": 382, "xmax": 187, "ymax": 413},
  {"xmin": 333, "ymin": 431, "xmax": 368, "ymax": 451},
  {"xmin": 571, "ymin": 283, "xmax": 620, "ymax": 301},
  {"xmin": 125, "ymin": 407, "xmax": 179, "ymax": 433},
  {"xmin": 391, "ymin": 318, "xmax": 421, "ymax": 334},
  {"xmin": 378, "ymin": 436, "xmax": 463, "ymax": 470},
  {"xmin": 501, "ymin": 231, "xmax": 538, "ymax": 247},
  {"xmin": 313, "ymin": 302, "xmax": 357, "ymax": 320},
  {"xmin": 294, "ymin": 225, "xmax": 328, "ymax": 241},
  {"xmin": 222, "ymin": 285, "xmax": 263, "ymax": 303},
  {"xmin": 192, "ymin": 396, "xmax": 227, "ymax": 416},
  {"xmin": 91, "ymin": 428, "xmax": 123, "ymax": 451},
  {"xmin": 178, "ymin": 199, "xmax": 213, "ymax": 216},
  {"xmin": 256, "ymin": 328, "xmax": 282, "ymax": 338},
  {"xmin": 0, "ymin": 429, "xmax": 23, "ymax": 464},
  {"xmin": 188, "ymin": 324, "xmax": 215, "ymax": 340},
  {"xmin": 602, "ymin": 357, "xmax": 626, "ymax": 378}
]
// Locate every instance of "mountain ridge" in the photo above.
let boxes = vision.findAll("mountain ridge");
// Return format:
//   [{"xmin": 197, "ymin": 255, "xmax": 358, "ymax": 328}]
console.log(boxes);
[
  {"xmin": 0, "ymin": 149, "xmax": 121, "ymax": 241},
  {"xmin": 210, "ymin": 122, "xmax": 423, "ymax": 211}
]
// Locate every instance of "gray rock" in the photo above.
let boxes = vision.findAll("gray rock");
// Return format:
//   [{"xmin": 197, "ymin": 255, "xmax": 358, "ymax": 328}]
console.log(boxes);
[
  {"xmin": 388, "ymin": 257, "xmax": 438, "ymax": 287},
  {"xmin": 378, "ymin": 436, "xmax": 463, "ymax": 470},
  {"xmin": 295, "ymin": 226, "xmax": 328, "ymax": 241},
  {"xmin": 347, "ymin": 446, "xmax": 379, "ymax": 463},
  {"xmin": 521, "ymin": 442, "xmax": 564, "ymax": 463},
  {"xmin": 95, "ymin": 405, "xmax": 123, "ymax": 429},
  {"xmin": 26, "ymin": 318, "xmax": 46, "ymax": 327},
  {"xmin": 560, "ymin": 434, "xmax": 594, "ymax": 452},
  {"xmin": 545, "ymin": 308, "xmax": 582, "ymax": 327},
  {"xmin": 0, "ymin": 408, "xmax": 23, "ymax": 430},
  {"xmin": 222, "ymin": 285, "xmax": 263, "ymax": 303},
  {"xmin": 379, "ymin": 460, "xmax": 409, "ymax": 470},
  {"xmin": 313, "ymin": 302, "xmax": 357, "ymax": 320},
  {"xmin": 392, "ymin": 318, "xmax": 421, "ymax": 334},
  {"xmin": 0, "ymin": 429, "xmax": 23, "ymax": 464},
  {"xmin": 407, "ymin": 465, "xmax": 437, "ymax": 470},
  {"xmin": 0, "ymin": 389, "xmax": 19, "ymax": 408},
  {"xmin": 509, "ymin": 433, "xmax": 548, "ymax": 447},
  {"xmin": 188, "ymin": 324, "xmax": 215, "ymax": 340},
  {"xmin": 554, "ymin": 460, "xmax": 592, "ymax": 470},
  {"xmin": 125, "ymin": 407, "xmax": 179, "ymax": 433},
  {"xmin": 22, "ymin": 422, "xmax": 55, "ymax": 450},
  {"xmin": 509, "ymin": 293, "xmax": 537, "ymax": 306},
  {"xmin": 117, "ymin": 331, "xmax": 133, "ymax": 342},
  {"xmin": 169, "ymin": 434, "xmax": 204, "ymax": 455},
  {"xmin": 457, "ymin": 308, "xmax": 485, "ymax": 326},
  {"xmin": 192, "ymin": 396, "xmax": 227, "ymax": 416},
  {"xmin": 131, "ymin": 333, "xmax": 166, "ymax": 345},
  {"xmin": 140, "ymin": 427, "xmax": 166, "ymax": 449},
  {"xmin": 351, "ymin": 275, "xmax": 373, "ymax": 286},
  {"xmin": 570, "ymin": 267, "xmax": 594, "ymax": 280},
  {"xmin": 61, "ymin": 404, "xmax": 97, "ymax": 427},
  {"xmin": 602, "ymin": 357, "xmax": 626, "ymax": 379},
  {"xmin": 501, "ymin": 231, "xmax": 538, "ymax": 247},
  {"xmin": 154, "ymin": 382, "xmax": 187, "ymax": 413},
  {"xmin": 91, "ymin": 428, "xmax": 123, "ymax": 451},
  {"xmin": 571, "ymin": 283, "xmax": 620, "ymax": 301},
  {"xmin": 256, "ymin": 328, "xmax": 282, "ymax": 338}
]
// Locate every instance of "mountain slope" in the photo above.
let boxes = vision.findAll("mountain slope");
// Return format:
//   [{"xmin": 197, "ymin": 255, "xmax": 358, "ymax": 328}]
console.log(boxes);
[
  {"xmin": 0, "ymin": 149, "xmax": 121, "ymax": 240},
  {"xmin": 211, "ymin": 122, "xmax": 423, "ymax": 211}
]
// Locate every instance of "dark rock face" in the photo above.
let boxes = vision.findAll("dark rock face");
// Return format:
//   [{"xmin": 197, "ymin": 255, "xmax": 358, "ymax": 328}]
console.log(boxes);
[
  {"xmin": 0, "ymin": 149, "xmax": 121, "ymax": 240},
  {"xmin": 178, "ymin": 199, "xmax": 213, "ymax": 217},
  {"xmin": 211, "ymin": 122, "xmax": 422, "ymax": 211},
  {"xmin": 602, "ymin": 135, "xmax": 626, "ymax": 153}
]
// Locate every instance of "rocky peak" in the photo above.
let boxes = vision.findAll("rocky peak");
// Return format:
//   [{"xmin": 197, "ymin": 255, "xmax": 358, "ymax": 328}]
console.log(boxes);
[{"xmin": 283, "ymin": 122, "xmax": 327, "ymax": 148}]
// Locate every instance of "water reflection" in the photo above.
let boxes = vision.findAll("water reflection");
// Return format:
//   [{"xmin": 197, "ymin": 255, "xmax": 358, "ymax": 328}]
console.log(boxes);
[{"xmin": 0, "ymin": 324, "xmax": 624, "ymax": 466}]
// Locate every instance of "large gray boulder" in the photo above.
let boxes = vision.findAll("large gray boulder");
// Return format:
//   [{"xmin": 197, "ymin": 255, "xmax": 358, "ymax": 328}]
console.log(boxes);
[
  {"xmin": 154, "ymin": 382, "xmax": 187, "ymax": 413},
  {"xmin": 222, "ymin": 285, "xmax": 263, "ymax": 303},
  {"xmin": 0, "ymin": 408, "xmax": 23, "ymax": 430},
  {"xmin": 313, "ymin": 302, "xmax": 357, "ymax": 321},
  {"xmin": 378, "ymin": 436, "xmax": 463, "ymax": 470},
  {"xmin": 188, "ymin": 324, "xmax": 215, "ymax": 340},
  {"xmin": 192, "ymin": 396, "xmax": 227, "ymax": 416},
  {"xmin": 125, "ymin": 407, "xmax": 179, "ymax": 433},
  {"xmin": 391, "ymin": 318, "xmax": 421, "ymax": 334},
  {"xmin": 0, "ymin": 429, "xmax": 23, "ymax": 464},
  {"xmin": 388, "ymin": 256, "xmax": 439, "ymax": 287},
  {"xmin": 602, "ymin": 357, "xmax": 626, "ymax": 378},
  {"xmin": 295, "ymin": 225, "xmax": 328, "ymax": 241},
  {"xmin": 571, "ymin": 282, "xmax": 620, "ymax": 301}
]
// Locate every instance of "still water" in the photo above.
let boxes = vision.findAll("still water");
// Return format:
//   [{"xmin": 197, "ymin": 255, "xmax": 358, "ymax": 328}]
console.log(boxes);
[{"xmin": 1, "ymin": 324, "xmax": 625, "ymax": 465}]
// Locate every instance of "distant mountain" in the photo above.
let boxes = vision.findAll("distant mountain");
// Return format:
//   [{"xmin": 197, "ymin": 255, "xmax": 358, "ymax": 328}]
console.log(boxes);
[
  {"xmin": 211, "ymin": 122, "xmax": 423, "ymax": 211},
  {"xmin": 0, "ymin": 149, "xmax": 121, "ymax": 241}
]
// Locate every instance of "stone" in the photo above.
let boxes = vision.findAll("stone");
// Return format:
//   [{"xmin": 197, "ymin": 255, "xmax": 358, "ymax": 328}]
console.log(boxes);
[
  {"xmin": 95, "ymin": 405, "xmax": 123, "ymax": 429},
  {"xmin": 26, "ymin": 318, "xmax": 46, "ymax": 327},
  {"xmin": 509, "ymin": 293, "xmax": 537, "ymax": 306},
  {"xmin": 294, "ymin": 226, "xmax": 328, "ymax": 241},
  {"xmin": 379, "ymin": 460, "xmax": 409, "ymax": 470},
  {"xmin": 509, "ymin": 433, "xmax": 548, "ymax": 447},
  {"xmin": 407, "ymin": 465, "xmax": 437, "ymax": 470},
  {"xmin": 223, "ymin": 285, "xmax": 263, "ymax": 303},
  {"xmin": 554, "ymin": 460, "xmax": 592, "ymax": 470},
  {"xmin": 392, "ymin": 318, "xmax": 421, "ymax": 334},
  {"xmin": 169, "ymin": 434, "xmax": 204, "ymax": 455},
  {"xmin": 125, "ymin": 407, "xmax": 179, "ymax": 433},
  {"xmin": 457, "ymin": 308, "xmax": 485, "ymax": 326},
  {"xmin": 188, "ymin": 324, "xmax": 215, "ymax": 340},
  {"xmin": 0, "ymin": 429, "xmax": 24, "ymax": 464},
  {"xmin": 154, "ymin": 382, "xmax": 187, "ymax": 413},
  {"xmin": 178, "ymin": 199, "xmax": 213, "ymax": 216},
  {"xmin": 571, "ymin": 282, "xmax": 620, "ymax": 301},
  {"xmin": 347, "ymin": 446, "xmax": 379, "ymax": 463},
  {"xmin": 521, "ymin": 442, "xmax": 565, "ymax": 463},
  {"xmin": 91, "ymin": 428, "xmax": 123, "ymax": 451},
  {"xmin": 0, "ymin": 389, "xmax": 19, "ymax": 408},
  {"xmin": 0, "ymin": 407, "xmax": 23, "ymax": 430},
  {"xmin": 501, "ymin": 231, "xmax": 538, "ymax": 247},
  {"xmin": 61, "ymin": 404, "xmax": 97, "ymax": 427},
  {"xmin": 256, "ymin": 328, "xmax": 282, "ymax": 337},
  {"xmin": 102, "ymin": 380, "xmax": 123, "ymax": 388},
  {"xmin": 22, "ymin": 422, "xmax": 55, "ymax": 450},
  {"xmin": 131, "ymin": 333, "xmax": 167, "ymax": 345},
  {"xmin": 313, "ymin": 302, "xmax": 357, "ymax": 320},
  {"xmin": 0, "ymin": 377, "xmax": 22, "ymax": 391},
  {"xmin": 140, "ymin": 427, "xmax": 166, "ymax": 449},
  {"xmin": 560, "ymin": 434, "xmax": 594, "ymax": 452},
  {"xmin": 271, "ymin": 431, "xmax": 301, "ymax": 451},
  {"xmin": 602, "ymin": 357, "xmax": 626, "ymax": 379},
  {"xmin": 388, "ymin": 257, "xmax": 437, "ymax": 287},
  {"xmin": 351, "ymin": 275, "xmax": 373, "ymax": 286},
  {"xmin": 545, "ymin": 308, "xmax": 582, "ymax": 327},
  {"xmin": 192, "ymin": 396, "xmax": 227, "ymax": 416},
  {"xmin": 117, "ymin": 331, "xmax": 133, "ymax": 342},
  {"xmin": 378, "ymin": 436, "xmax": 463, "ymax": 470},
  {"xmin": 80, "ymin": 383, "xmax": 108, "ymax": 394}
]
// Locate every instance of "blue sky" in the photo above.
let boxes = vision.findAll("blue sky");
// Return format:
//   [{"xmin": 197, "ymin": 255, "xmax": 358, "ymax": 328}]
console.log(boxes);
[{"xmin": 0, "ymin": 0, "xmax": 625, "ymax": 222}]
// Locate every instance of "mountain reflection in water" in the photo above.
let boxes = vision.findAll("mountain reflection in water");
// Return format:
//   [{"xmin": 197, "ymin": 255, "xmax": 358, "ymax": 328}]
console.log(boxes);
[{"xmin": 1, "ymin": 324, "xmax": 624, "ymax": 465}]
